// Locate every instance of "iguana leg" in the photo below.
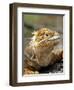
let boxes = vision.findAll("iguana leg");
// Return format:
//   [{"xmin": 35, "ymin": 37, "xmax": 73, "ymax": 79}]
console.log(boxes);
[{"xmin": 50, "ymin": 49, "xmax": 63, "ymax": 65}]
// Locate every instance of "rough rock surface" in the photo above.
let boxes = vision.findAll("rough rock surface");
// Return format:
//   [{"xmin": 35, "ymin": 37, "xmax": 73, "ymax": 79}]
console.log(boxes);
[{"xmin": 39, "ymin": 60, "xmax": 63, "ymax": 73}]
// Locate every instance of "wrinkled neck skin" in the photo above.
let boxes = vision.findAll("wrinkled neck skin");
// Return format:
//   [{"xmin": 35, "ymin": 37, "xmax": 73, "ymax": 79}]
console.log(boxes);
[{"xmin": 30, "ymin": 39, "xmax": 59, "ymax": 67}]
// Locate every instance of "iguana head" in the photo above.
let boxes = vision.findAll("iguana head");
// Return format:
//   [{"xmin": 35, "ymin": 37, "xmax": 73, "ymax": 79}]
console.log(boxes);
[{"xmin": 31, "ymin": 28, "xmax": 60, "ymax": 48}]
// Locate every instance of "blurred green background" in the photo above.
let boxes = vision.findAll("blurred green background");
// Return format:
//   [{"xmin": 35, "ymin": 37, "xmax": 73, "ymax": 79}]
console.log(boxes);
[{"xmin": 23, "ymin": 14, "xmax": 63, "ymax": 38}]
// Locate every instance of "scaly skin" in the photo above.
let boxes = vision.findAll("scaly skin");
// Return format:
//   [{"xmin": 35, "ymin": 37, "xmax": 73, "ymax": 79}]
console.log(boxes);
[{"xmin": 24, "ymin": 28, "xmax": 63, "ymax": 74}]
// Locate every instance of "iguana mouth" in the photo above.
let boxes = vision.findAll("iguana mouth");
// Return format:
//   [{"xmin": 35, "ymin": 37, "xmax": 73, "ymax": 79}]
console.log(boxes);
[
  {"xmin": 48, "ymin": 35, "xmax": 60, "ymax": 41},
  {"xmin": 38, "ymin": 34, "xmax": 61, "ymax": 44}
]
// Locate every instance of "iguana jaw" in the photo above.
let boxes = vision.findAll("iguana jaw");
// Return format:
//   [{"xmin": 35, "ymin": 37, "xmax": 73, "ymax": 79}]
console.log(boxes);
[
  {"xmin": 48, "ymin": 35, "xmax": 60, "ymax": 41},
  {"xmin": 38, "ymin": 34, "xmax": 60, "ymax": 44},
  {"xmin": 31, "ymin": 35, "xmax": 60, "ymax": 48}
]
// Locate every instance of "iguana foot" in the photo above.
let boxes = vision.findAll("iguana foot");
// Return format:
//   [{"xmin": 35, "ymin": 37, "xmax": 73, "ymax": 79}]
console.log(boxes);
[{"xmin": 24, "ymin": 68, "xmax": 39, "ymax": 74}]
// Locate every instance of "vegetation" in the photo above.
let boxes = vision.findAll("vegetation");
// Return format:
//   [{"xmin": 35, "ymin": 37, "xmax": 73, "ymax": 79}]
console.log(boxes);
[{"xmin": 23, "ymin": 14, "xmax": 63, "ymax": 38}]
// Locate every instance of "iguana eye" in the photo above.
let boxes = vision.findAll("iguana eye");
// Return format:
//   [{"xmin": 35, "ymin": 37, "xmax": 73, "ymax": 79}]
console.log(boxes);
[{"xmin": 46, "ymin": 34, "xmax": 48, "ymax": 36}]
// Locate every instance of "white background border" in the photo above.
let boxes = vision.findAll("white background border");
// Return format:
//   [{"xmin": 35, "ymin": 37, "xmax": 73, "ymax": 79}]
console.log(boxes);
[
  {"xmin": 0, "ymin": 0, "xmax": 74, "ymax": 90},
  {"xmin": 17, "ymin": 7, "xmax": 70, "ymax": 83}
]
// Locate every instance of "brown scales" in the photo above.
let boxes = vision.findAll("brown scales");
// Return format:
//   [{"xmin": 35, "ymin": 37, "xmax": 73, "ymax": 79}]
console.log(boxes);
[{"xmin": 24, "ymin": 28, "xmax": 63, "ymax": 74}]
